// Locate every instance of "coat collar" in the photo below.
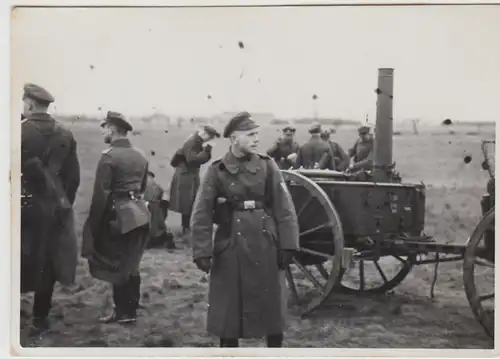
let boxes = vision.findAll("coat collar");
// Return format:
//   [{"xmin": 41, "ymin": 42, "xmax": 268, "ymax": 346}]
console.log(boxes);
[
  {"xmin": 110, "ymin": 138, "xmax": 132, "ymax": 148},
  {"xmin": 221, "ymin": 150, "xmax": 261, "ymax": 174},
  {"xmin": 192, "ymin": 132, "xmax": 203, "ymax": 143},
  {"xmin": 308, "ymin": 136, "xmax": 322, "ymax": 143},
  {"xmin": 26, "ymin": 112, "xmax": 53, "ymax": 122}
]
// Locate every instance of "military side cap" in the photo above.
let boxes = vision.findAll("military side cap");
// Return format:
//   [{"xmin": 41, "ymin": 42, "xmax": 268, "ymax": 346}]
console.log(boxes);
[
  {"xmin": 203, "ymin": 125, "xmax": 221, "ymax": 138},
  {"xmin": 283, "ymin": 126, "xmax": 296, "ymax": 133},
  {"xmin": 358, "ymin": 125, "xmax": 370, "ymax": 134},
  {"xmin": 101, "ymin": 111, "xmax": 133, "ymax": 132},
  {"xmin": 223, "ymin": 111, "xmax": 259, "ymax": 138},
  {"xmin": 308, "ymin": 123, "xmax": 322, "ymax": 134},
  {"xmin": 23, "ymin": 83, "xmax": 55, "ymax": 104}
]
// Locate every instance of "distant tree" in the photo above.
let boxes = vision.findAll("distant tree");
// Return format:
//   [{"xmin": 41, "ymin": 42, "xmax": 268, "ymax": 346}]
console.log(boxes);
[{"xmin": 411, "ymin": 119, "xmax": 420, "ymax": 135}]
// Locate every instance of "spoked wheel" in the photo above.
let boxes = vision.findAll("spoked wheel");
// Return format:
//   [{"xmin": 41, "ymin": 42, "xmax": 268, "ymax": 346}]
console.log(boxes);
[
  {"xmin": 463, "ymin": 207, "xmax": 495, "ymax": 338},
  {"xmin": 281, "ymin": 170, "xmax": 345, "ymax": 317},
  {"xmin": 339, "ymin": 251, "xmax": 415, "ymax": 294}
]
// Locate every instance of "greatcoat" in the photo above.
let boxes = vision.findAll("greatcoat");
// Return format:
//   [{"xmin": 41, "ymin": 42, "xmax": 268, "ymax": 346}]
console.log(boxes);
[
  {"xmin": 266, "ymin": 139, "xmax": 300, "ymax": 170},
  {"xmin": 169, "ymin": 133, "xmax": 212, "ymax": 215},
  {"xmin": 293, "ymin": 136, "xmax": 331, "ymax": 169},
  {"xmin": 21, "ymin": 113, "xmax": 80, "ymax": 294},
  {"xmin": 190, "ymin": 151, "xmax": 300, "ymax": 339},
  {"xmin": 322, "ymin": 140, "xmax": 350, "ymax": 171},
  {"xmin": 82, "ymin": 138, "xmax": 150, "ymax": 285},
  {"xmin": 348, "ymin": 136, "xmax": 374, "ymax": 171}
]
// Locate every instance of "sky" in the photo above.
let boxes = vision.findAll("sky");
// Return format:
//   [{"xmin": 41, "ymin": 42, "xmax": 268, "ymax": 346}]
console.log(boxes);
[{"xmin": 11, "ymin": 5, "xmax": 500, "ymax": 123}]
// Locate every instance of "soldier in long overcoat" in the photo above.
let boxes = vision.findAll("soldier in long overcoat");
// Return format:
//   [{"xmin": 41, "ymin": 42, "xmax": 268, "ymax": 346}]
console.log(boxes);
[
  {"xmin": 293, "ymin": 123, "xmax": 331, "ymax": 169},
  {"xmin": 190, "ymin": 112, "xmax": 300, "ymax": 347},
  {"xmin": 266, "ymin": 126, "xmax": 300, "ymax": 169},
  {"xmin": 320, "ymin": 130, "xmax": 350, "ymax": 171},
  {"xmin": 169, "ymin": 125, "xmax": 220, "ymax": 233},
  {"xmin": 20, "ymin": 83, "xmax": 80, "ymax": 331},
  {"xmin": 82, "ymin": 111, "xmax": 151, "ymax": 324},
  {"xmin": 143, "ymin": 170, "xmax": 176, "ymax": 249},
  {"xmin": 347, "ymin": 125, "xmax": 374, "ymax": 172}
]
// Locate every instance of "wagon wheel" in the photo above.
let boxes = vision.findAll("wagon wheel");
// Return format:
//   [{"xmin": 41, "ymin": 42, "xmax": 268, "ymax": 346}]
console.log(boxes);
[
  {"xmin": 463, "ymin": 207, "xmax": 495, "ymax": 338},
  {"xmin": 338, "ymin": 251, "xmax": 416, "ymax": 294},
  {"xmin": 281, "ymin": 170, "xmax": 344, "ymax": 317}
]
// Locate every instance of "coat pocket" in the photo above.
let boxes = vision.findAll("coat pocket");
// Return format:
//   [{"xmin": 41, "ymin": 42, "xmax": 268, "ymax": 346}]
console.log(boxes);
[
  {"xmin": 212, "ymin": 237, "xmax": 231, "ymax": 257},
  {"xmin": 261, "ymin": 212, "xmax": 278, "ymax": 248}
]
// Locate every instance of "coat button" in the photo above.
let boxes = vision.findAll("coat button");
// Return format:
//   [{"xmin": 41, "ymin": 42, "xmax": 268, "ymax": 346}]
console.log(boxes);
[
  {"xmin": 237, "ymin": 232, "xmax": 241, "ymax": 235},
  {"xmin": 237, "ymin": 219, "xmax": 241, "ymax": 223}
]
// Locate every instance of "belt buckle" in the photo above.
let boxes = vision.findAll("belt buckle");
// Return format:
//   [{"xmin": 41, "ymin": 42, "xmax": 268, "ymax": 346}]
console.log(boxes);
[{"xmin": 243, "ymin": 200, "xmax": 255, "ymax": 210}]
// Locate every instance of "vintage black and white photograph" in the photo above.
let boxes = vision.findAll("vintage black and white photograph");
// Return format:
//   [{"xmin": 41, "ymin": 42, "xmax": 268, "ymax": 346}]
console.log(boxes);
[{"xmin": 11, "ymin": 2, "xmax": 497, "ymax": 353}]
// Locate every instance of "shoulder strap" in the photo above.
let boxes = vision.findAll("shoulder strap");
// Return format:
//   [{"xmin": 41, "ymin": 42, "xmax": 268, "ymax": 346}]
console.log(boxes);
[
  {"xmin": 264, "ymin": 157, "xmax": 274, "ymax": 207},
  {"xmin": 23, "ymin": 119, "xmax": 58, "ymax": 166},
  {"xmin": 42, "ymin": 122, "xmax": 62, "ymax": 168}
]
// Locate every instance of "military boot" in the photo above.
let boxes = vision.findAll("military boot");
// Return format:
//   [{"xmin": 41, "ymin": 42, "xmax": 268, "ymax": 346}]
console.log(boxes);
[
  {"xmin": 128, "ymin": 274, "xmax": 141, "ymax": 316},
  {"xmin": 31, "ymin": 316, "xmax": 50, "ymax": 335},
  {"xmin": 266, "ymin": 334, "xmax": 283, "ymax": 347},
  {"xmin": 220, "ymin": 338, "xmax": 239, "ymax": 347},
  {"xmin": 99, "ymin": 282, "xmax": 136, "ymax": 324},
  {"xmin": 164, "ymin": 232, "xmax": 177, "ymax": 250}
]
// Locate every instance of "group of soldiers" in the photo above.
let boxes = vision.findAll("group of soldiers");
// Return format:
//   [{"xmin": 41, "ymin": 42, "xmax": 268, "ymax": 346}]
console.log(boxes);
[
  {"xmin": 20, "ymin": 82, "xmax": 372, "ymax": 347},
  {"xmin": 266, "ymin": 122, "xmax": 374, "ymax": 173}
]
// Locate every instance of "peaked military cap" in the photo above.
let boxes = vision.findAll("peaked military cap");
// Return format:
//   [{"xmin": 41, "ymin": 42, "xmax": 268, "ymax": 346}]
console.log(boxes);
[
  {"xmin": 223, "ymin": 111, "xmax": 259, "ymax": 138},
  {"xmin": 283, "ymin": 126, "xmax": 296, "ymax": 133},
  {"xmin": 203, "ymin": 125, "xmax": 221, "ymax": 138},
  {"xmin": 308, "ymin": 123, "xmax": 322, "ymax": 134},
  {"xmin": 358, "ymin": 125, "xmax": 370, "ymax": 134},
  {"xmin": 101, "ymin": 111, "xmax": 133, "ymax": 132},
  {"xmin": 23, "ymin": 83, "xmax": 55, "ymax": 104}
]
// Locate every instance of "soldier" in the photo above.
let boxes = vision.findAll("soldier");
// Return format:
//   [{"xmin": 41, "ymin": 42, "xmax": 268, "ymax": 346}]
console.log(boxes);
[
  {"xmin": 293, "ymin": 123, "xmax": 331, "ymax": 169},
  {"xmin": 82, "ymin": 111, "xmax": 151, "ymax": 324},
  {"xmin": 21, "ymin": 83, "xmax": 80, "ymax": 332},
  {"xmin": 347, "ymin": 125, "xmax": 374, "ymax": 172},
  {"xmin": 266, "ymin": 126, "xmax": 300, "ymax": 169},
  {"xmin": 169, "ymin": 125, "xmax": 220, "ymax": 233},
  {"xmin": 190, "ymin": 111, "xmax": 300, "ymax": 348},
  {"xmin": 320, "ymin": 130, "xmax": 350, "ymax": 171},
  {"xmin": 143, "ymin": 169, "xmax": 176, "ymax": 249}
]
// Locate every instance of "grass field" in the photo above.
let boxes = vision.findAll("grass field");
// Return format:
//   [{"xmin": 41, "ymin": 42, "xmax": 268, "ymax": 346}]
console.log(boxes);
[{"xmin": 20, "ymin": 122, "xmax": 495, "ymax": 348}]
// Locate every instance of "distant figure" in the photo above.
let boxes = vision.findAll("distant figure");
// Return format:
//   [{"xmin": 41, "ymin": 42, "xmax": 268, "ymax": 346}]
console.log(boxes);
[
  {"xmin": 82, "ymin": 111, "xmax": 151, "ymax": 324},
  {"xmin": 266, "ymin": 126, "xmax": 300, "ymax": 169},
  {"xmin": 143, "ymin": 170, "xmax": 176, "ymax": 249},
  {"xmin": 347, "ymin": 125, "xmax": 374, "ymax": 172},
  {"xmin": 21, "ymin": 83, "xmax": 80, "ymax": 332},
  {"xmin": 169, "ymin": 125, "xmax": 221, "ymax": 233},
  {"xmin": 293, "ymin": 123, "xmax": 330, "ymax": 169},
  {"xmin": 320, "ymin": 130, "xmax": 350, "ymax": 171}
]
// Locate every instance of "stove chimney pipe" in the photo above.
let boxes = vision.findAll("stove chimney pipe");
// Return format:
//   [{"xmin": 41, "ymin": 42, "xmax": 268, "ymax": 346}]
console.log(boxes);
[{"xmin": 373, "ymin": 68, "xmax": 394, "ymax": 182}]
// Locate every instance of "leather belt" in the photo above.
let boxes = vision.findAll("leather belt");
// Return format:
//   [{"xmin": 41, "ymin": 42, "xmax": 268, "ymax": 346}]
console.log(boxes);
[
  {"xmin": 231, "ymin": 200, "xmax": 265, "ymax": 211},
  {"xmin": 112, "ymin": 191, "xmax": 142, "ymax": 200}
]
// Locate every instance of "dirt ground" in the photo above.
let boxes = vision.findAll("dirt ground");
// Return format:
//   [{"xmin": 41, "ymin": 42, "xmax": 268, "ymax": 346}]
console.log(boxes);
[{"xmin": 19, "ymin": 123, "xmax": 495, "ymax": 348}]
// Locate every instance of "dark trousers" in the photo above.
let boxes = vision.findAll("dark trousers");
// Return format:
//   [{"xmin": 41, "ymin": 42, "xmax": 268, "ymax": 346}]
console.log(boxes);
[
  {"xmin": 220, "ymin": 334, "xmax": 283, "ymax": 348},
  {"xmin": 181, "ymin": 213, "xmax": 191, "ymax": 231},
  {"xmin": 32, "ymin": 261, "xmax": 56, "ymax": 319},
  {"xmin": 112, "ymin": 273, "xmax": 141, "ymax": 316}
]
